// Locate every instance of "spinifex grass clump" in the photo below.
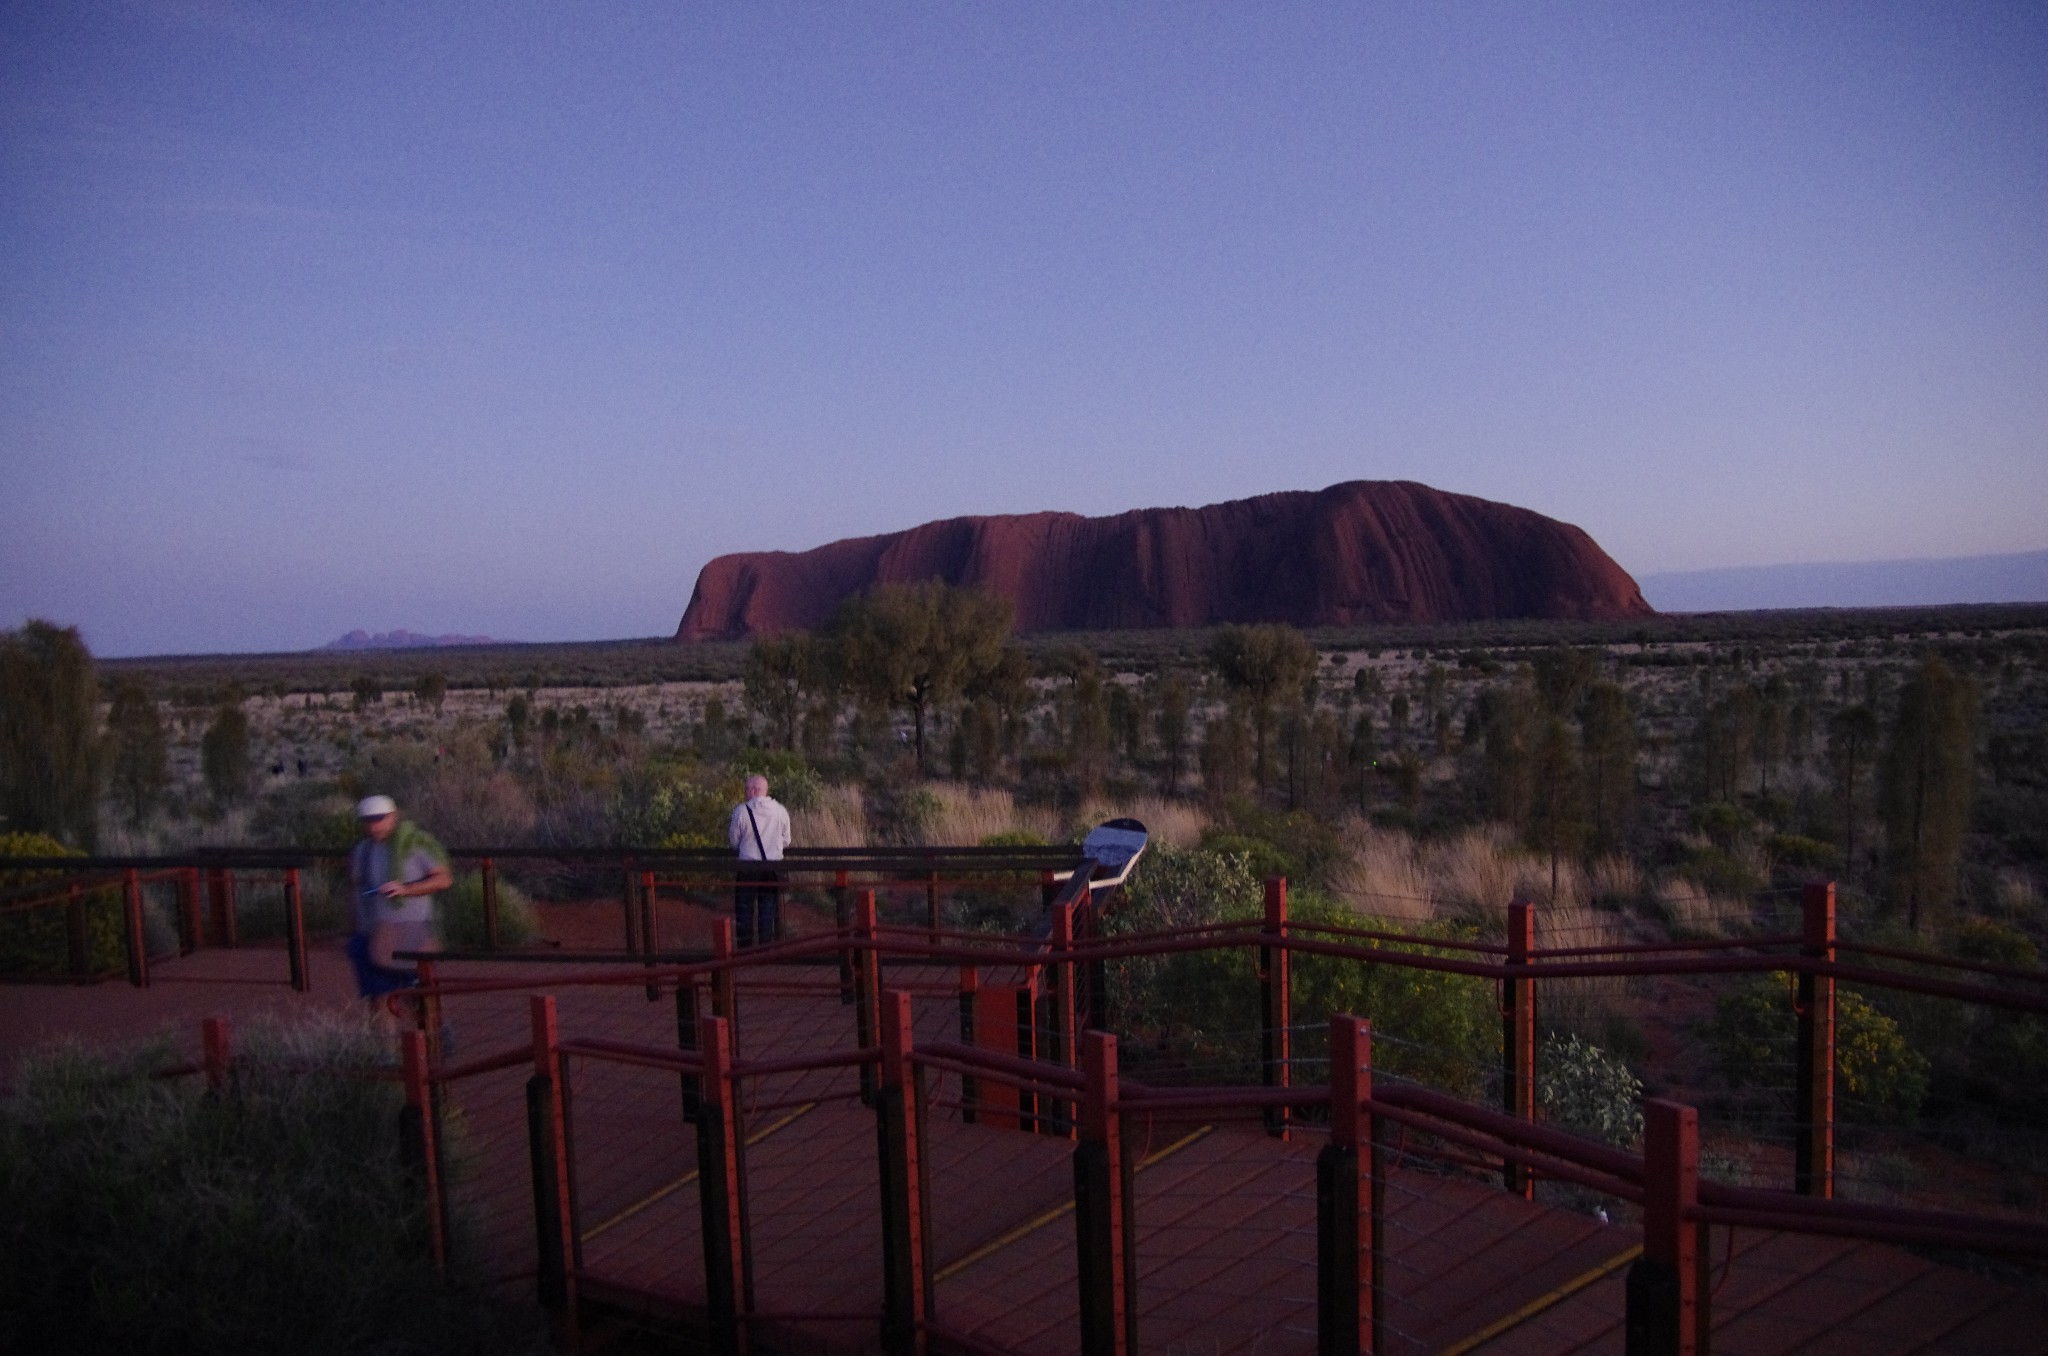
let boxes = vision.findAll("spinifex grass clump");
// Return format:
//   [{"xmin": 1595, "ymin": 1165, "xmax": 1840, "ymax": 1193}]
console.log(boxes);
[{"xmin": 0, "ymin": 1013, "xmax": 547, "ymax": 1356}]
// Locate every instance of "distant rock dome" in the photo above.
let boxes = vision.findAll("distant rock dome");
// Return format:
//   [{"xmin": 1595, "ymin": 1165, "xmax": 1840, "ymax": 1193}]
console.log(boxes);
[{"xmin": 674, "ymin": 480, "xmax": 1652, "ymax": 641}]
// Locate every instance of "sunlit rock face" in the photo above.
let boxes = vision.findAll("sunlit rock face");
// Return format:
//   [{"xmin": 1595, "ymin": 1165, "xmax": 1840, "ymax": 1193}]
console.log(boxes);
[{"xmin": 674, "ymin": 480, "xmax": 1653, "ymax": 640}]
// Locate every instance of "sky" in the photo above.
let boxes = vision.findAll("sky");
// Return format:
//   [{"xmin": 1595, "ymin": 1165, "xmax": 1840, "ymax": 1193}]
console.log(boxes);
[{"xmin": 3, "ymin": 3, "xmax": 2045, "ymax": 656}]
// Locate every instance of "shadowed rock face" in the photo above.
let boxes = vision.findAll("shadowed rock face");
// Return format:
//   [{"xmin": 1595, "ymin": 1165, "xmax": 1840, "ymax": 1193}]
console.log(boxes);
[{"xmin": 675, "ymin": 480, "xmax": 1652, "ymax": 640}]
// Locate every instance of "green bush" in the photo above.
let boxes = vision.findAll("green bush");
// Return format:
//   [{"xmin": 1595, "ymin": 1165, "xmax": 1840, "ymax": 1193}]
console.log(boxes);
[
  {"xmin": 1106, "ymin": 847, "xmax": 1496, "ymax": 1095},
  {"xmin": 981, "ymin": 828, "xmax": 1049, "ymax": 848},
  {"xmin": 439, "ymin": 872, "xmax": 540, "ymax": 949},
  {"xmin": 0, "ymin": 1014, "xmax": 548, "ymax": 1354},
  {"xmin": 1538, "ymin": 1034, "xmax": 1643, "ymax": 1147},
  {"xmin": 1951, "ymin": 916, "xmax": 2038, "ymax": 968},
  {"xmin": 1766, "ymin": 833, "xmax": 1839, "ymax": 874},
  {"xmin": 1679, "ymin": 843, "xmax": 1761, "ymax": 900},
  {"xmin": 1195, "ymin": 830, "xmax": 1294, "ymax": 883},
  {"xmin": 0, "ymin": 831, "xmax": 122, "ymax": 977},
  {"xmin": 738, "ymin": 749, "xmax": 822, "ymax": 811},
  {"xmin": 1703, "ymin": 975, "xmax": 1930, "ymax": 1124},
  {"xmin": 612, "ymin": 765, "xmax": 739, "ymax": 848}
]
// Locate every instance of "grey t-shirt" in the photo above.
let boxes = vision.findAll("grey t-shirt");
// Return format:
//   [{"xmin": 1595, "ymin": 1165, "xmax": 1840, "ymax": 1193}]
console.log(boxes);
[{"xmin": 351, "ymin": 838, "xmax": 442, "ymax": 956}]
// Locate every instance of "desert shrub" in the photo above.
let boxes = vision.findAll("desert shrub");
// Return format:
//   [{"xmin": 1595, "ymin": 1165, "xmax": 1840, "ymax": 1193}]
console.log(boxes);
[
  {"xmin": 866, "ymin": 782, "xmax": 942, "ymax": 845},
  {"xmin": 1680, "ymin": 843, "xmax": 1762, "ymax": 900},
  {"xmin": 611, "ymin": 764, "xmax": 738, "ymax": 849},
  {"xmin": 1767, "ymin": 833, "xmax": 1839, "ymax": 874},
  {"xmin": 982, "ymin": 828, "xmax": 1049, "ymax": 847},
  {"xmin": 1105, "ymin": 847, "xmax": 1495, "ymax": 1094},
  {"xmin": 1950, "ymin": 916, "xmax": 2038, "ymax": 968},
  {"xmin": 1538, "ymin": 1034, "xmax": 1643, "ymax": 1147},
  {"xmin": 1196, "ymin": 830, "xmax": 1294, "ymax": 884},
  {"xmin": 0, "ymin": 1014, "xmax": 548, "ymax": 1355},
  {"xmin": 0, "ymin": 831, "xmax": 122, "ymax": 977},
  {"xmin": 1287, "ymin": 897, "xmax": 1497, "ymax": 1098},
  {"xmin": 1692, "ymin": 801, "xmax": 1752, "ymax": 849},
  {"xmin": 1203, "ymin": 800, "xmax": 1347, "ymax": 886},
  {"xmin": 1703, "ymin": 975, "xmax": 1930, "ymax": 1124},
  {"xmin": 736, "ymin": 749, "xmax": 822, "ymax": 812},
  {"xmin": 439, "ymin": 872, "xmax": 540, "ymax": 949},
  {"xmin": 248, "ymin": 783, "xmax": 358, "ymax": 850}
]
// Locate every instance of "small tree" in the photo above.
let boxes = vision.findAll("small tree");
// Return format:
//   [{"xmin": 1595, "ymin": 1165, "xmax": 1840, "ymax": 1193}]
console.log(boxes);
[
  {"xmin": 1694, "ymin": 685, "xmax": 1758, "ymax": 803},
  {"xmin": 0, "ymin": 620, "xmax": 99, "ymax": 848},
  {"xmin": 505, "ymin": 694, "xmax": 531, "ymax": 749},
  {"xmin": 1206, "ymin": 624, "xmax": 1317, "ymax": 792},
  {"xmin": 412, "ymin": 671, "xmax": 449, "ymax": 714},
  {"xmin": 1478, "ymin": 683, "xmax": 1536, "ymax": 830},
  {"xmin": 1579, "ymin": 681, "xmax": 1638, "ymax": 854},
  {"xmin": 103, "ymin": 678, "xmax": 169, "ymax": 828},
  {"xmin": 1527, "ymin": 714, "xmax": 1586, "ymax": 902},
  {"xmin": 1828, "ymin": 704, "xmax": 1878, "ymax": 872},
  {"xmin": 1153, "ymin": 670, "xmax": 1193, "ymax": 795},
  {"xmin": 742, "ymin": 633, "xmax": 824, "ymax": 751},
  {"xmin": 1880, "ymin": 655, "xmax": 1978, "ymax": 932},
  {"xmin": 831, "ymin": 582, "xmax": 1013, "ymax": 776},
  {"xmin": 201, "ymin": 703, "xmax": 253, "ymax": 807},
  {"xmin": 350, "ymin": 674, "xmax": 383, "ymax": 713}
]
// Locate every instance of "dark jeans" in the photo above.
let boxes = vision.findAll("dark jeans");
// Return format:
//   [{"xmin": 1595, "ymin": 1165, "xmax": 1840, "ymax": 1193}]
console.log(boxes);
[
  {"xmin": 345, "ymin": 934, "xmax": 418, "ymax": 999},
  {"xmin": 733, "ymin": 866, "xmax": 783, "ymax": 947}
]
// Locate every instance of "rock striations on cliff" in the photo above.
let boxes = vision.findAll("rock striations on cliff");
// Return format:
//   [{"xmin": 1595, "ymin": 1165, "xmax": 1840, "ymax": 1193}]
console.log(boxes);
[{"xmin": 675, "ymin": 480, "xmax": 1652, "ymax": 641}]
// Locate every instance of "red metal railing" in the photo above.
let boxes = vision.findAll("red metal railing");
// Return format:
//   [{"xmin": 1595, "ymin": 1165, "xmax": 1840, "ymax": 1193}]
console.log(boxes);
[{"xmin": 19, "ymin": 848, "xmax": 2048, "ymax": 1353}]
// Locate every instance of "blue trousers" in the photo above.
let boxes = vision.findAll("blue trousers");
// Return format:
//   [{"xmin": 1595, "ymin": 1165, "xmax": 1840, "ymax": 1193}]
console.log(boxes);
[{"xmin": 733, "ymin": 867, "xmax": 782, "ymax": 947}]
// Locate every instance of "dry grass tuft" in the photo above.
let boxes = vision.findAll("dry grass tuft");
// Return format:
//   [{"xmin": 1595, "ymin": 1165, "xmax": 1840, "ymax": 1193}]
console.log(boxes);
[
  {"xmin": 1073, "ymin": 795, "xmax": 1210, "ymax": 849},
  {"xmin": 926, "ymin": 784, "xmax": 1065, "ymax": 845},
  {"xmin": 1655, "ymin": 879, "xmax": 1752, "ymax": 937},
  {"xmin": 1325, "ymin": 817, "xmax": 1435, "ymax": 924},
  {"xmin": 795, "ymin": 783, "xmax": 867, "ymax": 849},
  {"xmin": 1419, "ymin": 825, "xmax": 1548, "ymax": 921},
  {"xmin": 1586, "ymin": 855, "xmax": 1644, "ymax": 907}
]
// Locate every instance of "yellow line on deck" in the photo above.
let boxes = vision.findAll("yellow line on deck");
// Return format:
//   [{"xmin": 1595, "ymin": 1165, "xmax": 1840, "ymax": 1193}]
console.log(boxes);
[
  {"xmin": 1438, "ymin": 1244, "xmax": 1642, "ymax": 1356},
  {"xmin": 579, "ymin": 1101, "xmax": 819, "ymax": 1244},
  {"xmin": 931, "ymin": 1125, "xmax": 1215, "ymax": 1284}
]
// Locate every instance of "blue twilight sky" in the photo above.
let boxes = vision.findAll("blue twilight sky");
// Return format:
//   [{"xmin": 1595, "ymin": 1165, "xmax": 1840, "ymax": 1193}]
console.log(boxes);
[{"xmin": 3, "ymin": 3, "xmax": 2045, "ymax": 656}]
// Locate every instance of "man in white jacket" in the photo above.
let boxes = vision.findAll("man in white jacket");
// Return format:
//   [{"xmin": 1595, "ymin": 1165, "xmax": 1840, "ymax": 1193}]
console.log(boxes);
[{"xmin": 728, "ymin": 774, "xmax": 791, "ymax": 946}]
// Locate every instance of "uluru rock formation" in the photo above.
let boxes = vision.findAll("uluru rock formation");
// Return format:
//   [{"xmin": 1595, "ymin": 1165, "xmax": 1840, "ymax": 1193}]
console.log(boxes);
[{"xmin": 675, "ymin": 480, "xmax": 1652, "ymax": 640}]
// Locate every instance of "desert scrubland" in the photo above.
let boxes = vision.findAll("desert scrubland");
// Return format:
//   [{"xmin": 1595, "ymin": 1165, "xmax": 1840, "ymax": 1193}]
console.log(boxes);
[{"xmin": 6, "ymin": 599, "xmax": 2048, "ymax": 1224}]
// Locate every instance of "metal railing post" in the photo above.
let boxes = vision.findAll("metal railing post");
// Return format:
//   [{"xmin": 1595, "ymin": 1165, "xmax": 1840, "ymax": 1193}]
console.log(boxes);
[
  {"xmin": 1075, "ymin": 1030, "xmax": 1136, "ymax": 1356},
  {"xmin": 642, "ymin": 870, "xmax": 661, "ymax": 1001},
  {"xmin": 678, "ymin": 975, "xmax": 703, "ymax": 1123},
  {"xmin": 65, "ymin": 882, "xmax": 89, "ymax": 981},
  {"xmin": 1627, "ymin": 1099, "xmax": 1702, "ymax": 1356},
  {"xmin": 1318, "ymin": 1020, "xmax": 1368, "ymax": 1356},
  {"xmin": 836, "ymin": 869, "xmax": 855, "ymax": 1004},
  {"xmin": 877, "ymin": 989, "xmax": 933, "ymax": 1355},
  {"xmin": 208, "ymin": 866, "xmax": 238, "ymax": 948},
  {"xmin": 1503, "ymin": 899, "xmax": 1536, "ymax": 1198},
  {"xmin": 620, "ymin": 855, "xmax": 638, "ymax": 953},
  {"xmin": 1261, "ymin": 877, "xmax": 1291, "ymax": 1140},
  {"xmin": 1794, "ymin": 880, "xmax": 1837, "ymax": 1198},
  {"xmin": 399, "ymin": 1028, "xmax": 448, "ymax": 1273},
  {"xmin": 122, "ymin": 867, "xmax": 148, "ymax": 988},
  {"xmin": 854, "ymin": 890, "xmax": 881, "ymax": 1107},
  {"xmin": 698, "ymin": 1013, "xmax": 752, "ymax": 1353},
  {"xmin": 1050, "ymin": 900, "xmax": 1078, "ymax": 1137},
  {"xmin": 525, "ymin": 996, "xmax": 579, "ymax": 1336},
  {"xmin": 958, "ymin": 965, "xmax": 980, "ymax": 1124},
  {"xmin": 201, "ymin": 1016, "xmax": 232, "ymax": 1093},
  {"xmin": 178, "ymin": 866, "xmax": 202, "ymax": 955},
  {"xmin": 284, "ymin": 867, "xmax": 309, "ymax": 992},
  {"xmin": 481, "ymin": 856, "xmax": 500, "ymax": 952}
]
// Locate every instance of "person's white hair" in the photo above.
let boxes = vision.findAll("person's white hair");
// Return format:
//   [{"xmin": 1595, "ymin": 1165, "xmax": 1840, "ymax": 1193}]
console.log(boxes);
[{"xmin": 744, "ymin": 774, "xmax": 768, "ymax": 797}]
